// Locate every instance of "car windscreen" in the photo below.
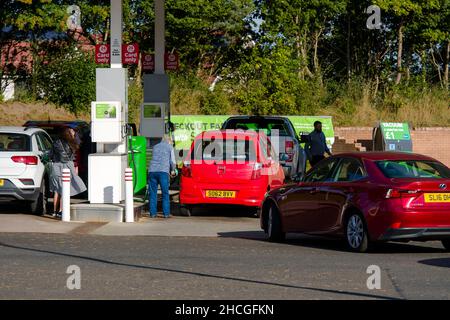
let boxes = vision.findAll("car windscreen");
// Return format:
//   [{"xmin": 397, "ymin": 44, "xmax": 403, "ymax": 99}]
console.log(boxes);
[
  {"xmin": 223, "ymin": 119, "xmax": 291, "ymax": 136},
  {"xmin": 0, "ymin": 133, "xmax": 31, "ymax": 152},
  {"xmin": 192, "ymin": 138, "xmax": 257, "ymax": 162},
  {"xmin": 375, "ymin": 160, "xmax": 450, "ymax": 179}
]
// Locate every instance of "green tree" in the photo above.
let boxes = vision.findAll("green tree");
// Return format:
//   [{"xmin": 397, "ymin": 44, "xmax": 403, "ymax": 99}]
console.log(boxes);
[{"xmin": 34, "ymin": 44, "xmax": 96, "ymax": 114}]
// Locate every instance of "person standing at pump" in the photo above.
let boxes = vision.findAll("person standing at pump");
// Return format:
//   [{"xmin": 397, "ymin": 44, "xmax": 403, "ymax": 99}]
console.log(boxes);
[
  {"xmin": 305, "ymin": 121, "xmax": 332, "ymax": 167},
  {"xmin": 49, "ymin": 127, "xmax": 87, "ymax": 218},
  {"xmin": 148, "ymin": 134, "xmax": 177, "ymax": 218}
]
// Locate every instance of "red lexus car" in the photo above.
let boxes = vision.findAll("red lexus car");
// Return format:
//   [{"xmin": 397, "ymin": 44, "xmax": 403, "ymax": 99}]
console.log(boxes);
[
  {"xmin": 260, "ymin": 152, "xmax": 450, "ymax": 252},
  {"xmin": 180, "ymin": 130, "xmax": 285, "ymax": 216}
]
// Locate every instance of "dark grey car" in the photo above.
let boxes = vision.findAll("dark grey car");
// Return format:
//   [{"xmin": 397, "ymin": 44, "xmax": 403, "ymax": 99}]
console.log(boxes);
[{"xmin": 221, "ymin": 116, "xmax": 307, "ymax": 180}]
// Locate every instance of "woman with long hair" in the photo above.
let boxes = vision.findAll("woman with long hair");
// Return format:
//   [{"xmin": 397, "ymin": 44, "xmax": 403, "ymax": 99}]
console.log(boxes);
[{"xmin": 49, "ymin": 127, "xmax": 87, "ymax": 218}]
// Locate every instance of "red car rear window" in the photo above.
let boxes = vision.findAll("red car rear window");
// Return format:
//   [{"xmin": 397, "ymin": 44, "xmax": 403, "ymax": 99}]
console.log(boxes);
[
  {"xmin": 376, "ymin": 160, "xmax": 450, "ymax": 179},
  {"xmin": 192, "ymin": 138, "xmax": 257, "ymax": 162}
]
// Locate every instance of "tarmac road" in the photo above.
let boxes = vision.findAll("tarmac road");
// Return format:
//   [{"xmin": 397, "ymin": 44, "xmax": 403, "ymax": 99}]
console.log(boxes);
[{"xmin": 0, "ymin": 231, "xmax": 449, "ymax": 300}]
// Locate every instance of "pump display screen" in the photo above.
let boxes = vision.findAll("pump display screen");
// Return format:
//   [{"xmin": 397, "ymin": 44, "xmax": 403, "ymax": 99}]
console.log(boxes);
[
  {"xmin": 143, "ymin": 105, "xmax": 162, "ymax": 118},
  {"xmin": 95, "ymin": 103, "xmax": 117, "ymax": 119}
]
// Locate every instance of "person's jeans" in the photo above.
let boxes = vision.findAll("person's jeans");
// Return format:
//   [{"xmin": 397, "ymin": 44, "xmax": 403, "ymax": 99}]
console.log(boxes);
[{"xmin": 148, "ymin": 172, "xmax": 170, "ymax": 217}]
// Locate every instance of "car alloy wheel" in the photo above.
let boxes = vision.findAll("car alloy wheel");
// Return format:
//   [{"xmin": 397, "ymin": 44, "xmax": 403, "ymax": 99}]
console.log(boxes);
[{"xmin": 346, "ymin": 214, "xmax": 369, "ymax": 252}]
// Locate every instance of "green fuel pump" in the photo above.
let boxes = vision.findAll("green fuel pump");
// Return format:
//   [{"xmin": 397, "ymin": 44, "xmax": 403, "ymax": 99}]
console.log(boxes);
[{"xmin": 127, "ymin": 127, "xmax": 147, "ymax": 195}]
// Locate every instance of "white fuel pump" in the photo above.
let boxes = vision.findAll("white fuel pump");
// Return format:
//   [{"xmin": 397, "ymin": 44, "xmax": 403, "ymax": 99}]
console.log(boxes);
[{"xmin": 88, "ymin": 68, "xmax": 128, "ymax": 205}]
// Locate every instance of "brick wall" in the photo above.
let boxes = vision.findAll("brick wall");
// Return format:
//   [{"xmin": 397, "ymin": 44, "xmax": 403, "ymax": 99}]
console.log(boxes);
[{"xmin": 334, "ymin": 127, "xmax": 450, "ymax": 167}]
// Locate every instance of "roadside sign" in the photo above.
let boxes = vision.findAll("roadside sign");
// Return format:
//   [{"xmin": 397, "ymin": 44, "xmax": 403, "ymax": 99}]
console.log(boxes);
[
  {"xmin": 141, "ymin": 52, "xmax": 180, "ymax": 72},
  {"xmin": 165, "ymin": 52, "xmax": 179, "ymax": 71},
  {"xmin": 95, "ymin": 43, "xmax": 139, "ymax": 65},
  {"xmin": 122, "ymin": 43, "xmax": 139, "ymax": 65},
  {"xmin": 142, "ymin": 53, "xmax": 154, "ymax": 72},
  {"xmin": 95, "ymin": 44, "xmax": 110, "ymax": 64}
]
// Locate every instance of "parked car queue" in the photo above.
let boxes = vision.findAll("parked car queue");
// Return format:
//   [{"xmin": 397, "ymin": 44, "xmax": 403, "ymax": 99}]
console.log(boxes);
[{"xmin": 178, "ymin": 120, "xmax": 450, "ymax": 253}]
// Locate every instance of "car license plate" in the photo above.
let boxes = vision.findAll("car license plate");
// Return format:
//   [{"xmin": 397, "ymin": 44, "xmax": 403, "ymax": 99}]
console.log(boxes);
[
  {"xmin": 205, "ymin": 190, "xmax": 236, "ymax": 198},
  {"xmin": 0, "ymin": 179, "xmax": 4, "ymax": 187},
  {"xmin": 424, "ymin": 193, "xmax": 450, "ymax": 203}
]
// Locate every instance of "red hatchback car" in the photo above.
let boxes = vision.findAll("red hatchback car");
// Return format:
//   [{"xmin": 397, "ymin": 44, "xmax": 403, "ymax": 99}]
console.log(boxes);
[
  {"xmin": 180, "ymin": 130, "xmax": 285, "ymax": 216},
  {"xmin": 260, "ymin": 152, "xmax": 450, "ymax": 252}
]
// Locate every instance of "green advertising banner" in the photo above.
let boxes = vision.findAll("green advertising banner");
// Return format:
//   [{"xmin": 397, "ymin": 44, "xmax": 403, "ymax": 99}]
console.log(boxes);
[
  {"xmin": 288, "ymin": 116, "xmax": 334, "ymax": 149},
  {"xmin": 171, "ymin": 115, "xmax": 334, "ymax": 151},
  {"xmin": 171, "ymin": 115, "xmax": 229, "ymax": 149},
  {"xmin": 95, "ymin": 103, "xmax": 117, "ymax": 119},
  {"xmin": 380, "ymin": 122, "xmax": 411, "ymax": 141}
]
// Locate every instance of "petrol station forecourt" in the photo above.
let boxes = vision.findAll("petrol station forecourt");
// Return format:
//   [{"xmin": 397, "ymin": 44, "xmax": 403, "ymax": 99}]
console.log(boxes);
[{"xmin": 1, "ymin": 0, "xmax": 450, "ymax": 303}]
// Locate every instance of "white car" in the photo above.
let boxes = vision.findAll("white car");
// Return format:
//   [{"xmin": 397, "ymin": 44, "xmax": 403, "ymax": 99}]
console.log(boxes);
[{"xmin": 0, "ymin": 127, "xmax": 53, "ymax": 214}]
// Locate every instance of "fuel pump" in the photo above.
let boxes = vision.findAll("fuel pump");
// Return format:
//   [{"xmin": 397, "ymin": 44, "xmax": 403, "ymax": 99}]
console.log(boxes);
[
  {"xmin": 89, "ymin": 98, "xmax": 128, "ymax": 204},
  {"xmin": 126, "ymin": 124, "xmax": 147, "ymax": 195}
]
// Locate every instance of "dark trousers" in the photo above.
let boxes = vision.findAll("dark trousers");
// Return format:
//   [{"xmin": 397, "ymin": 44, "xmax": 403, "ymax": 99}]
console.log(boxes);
[{"xmin": 310, "ymin": 155, "xmax": 325, "ymax": 167}]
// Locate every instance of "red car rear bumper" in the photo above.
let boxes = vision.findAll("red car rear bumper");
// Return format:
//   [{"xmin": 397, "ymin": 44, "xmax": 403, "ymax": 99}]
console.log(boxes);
[
  {"xmin": 379, "ymin": 227, "xmax": 450, "ymax": 241},
  {"xmin": 369, "ymin": 201, "xmax": 450, "ymax": 241},
  {"xmin": 180, "ymin": 179, "xmax": 267, "ymax": 207}
]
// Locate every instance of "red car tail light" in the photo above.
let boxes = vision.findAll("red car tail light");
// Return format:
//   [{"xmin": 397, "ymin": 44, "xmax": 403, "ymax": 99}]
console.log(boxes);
[
  {"xmin": 252, "ymin": 162, "xmax": 262, "ymax": 179},
  {"xmin": 285, "ymin": 140, "xmax": 294, "ymax": 154},
  {"xmin": 11, "ymin": 156, "xmax": 38, "ymax": 165},
  {"xmin": 284, "ymin": 141, "xmax": 294, "ymax": 162},
  {"xmin": 385, "ymin": 188, "xmax": 420, "ymax": 199},
  {"xmin": 182, "ymin": 161, "xmax": 192, "ymax": 178}
]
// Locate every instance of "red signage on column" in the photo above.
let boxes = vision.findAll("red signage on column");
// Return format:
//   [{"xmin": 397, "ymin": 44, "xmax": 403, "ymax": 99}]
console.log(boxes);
[
  {"xmin": 95, "ymin": 44, "xmax": 110, "ymax": 64},
  {"xmin": 142, "ymin": 53, "xmax": 155, "ymax": 72},
  {"xmin": 165, "ymin": 52, "xmax": 179, "ymax": 71},
  {"xmin": 122, "ymin": 43, "xmax": 139, "ymax": 65}
]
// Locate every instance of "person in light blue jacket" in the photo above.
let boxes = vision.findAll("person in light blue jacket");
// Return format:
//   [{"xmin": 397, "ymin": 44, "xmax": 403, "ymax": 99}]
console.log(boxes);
[{"xmin": 148, "ymin": 135, "xmax": 176, "ymax": 218}]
